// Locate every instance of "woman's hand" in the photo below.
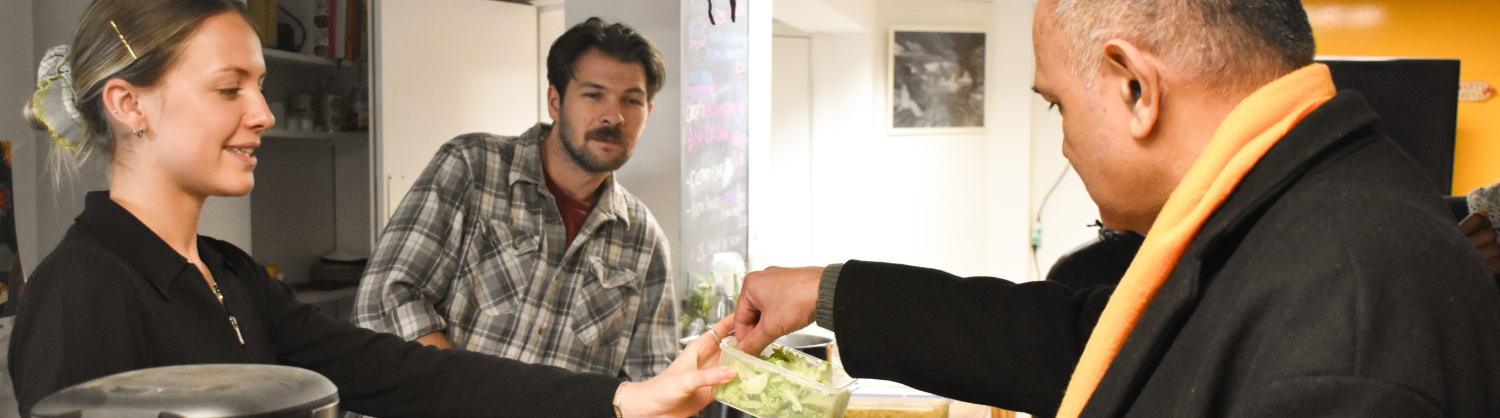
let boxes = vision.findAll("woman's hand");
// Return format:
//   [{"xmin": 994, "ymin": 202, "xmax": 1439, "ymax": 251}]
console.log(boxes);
[{"xmin": 616, "ymin": 317, "xmax": 737, "ymax": 418}]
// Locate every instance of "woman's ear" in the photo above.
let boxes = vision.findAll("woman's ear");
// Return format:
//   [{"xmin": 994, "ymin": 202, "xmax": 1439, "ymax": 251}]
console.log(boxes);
[
  {"xmin": 100, "ymin": 78, "xmax": 145, "ymax": 135},
  {"xmin": 1101, "ymin": 39, "xmax": 1161, "ymax": 141}
]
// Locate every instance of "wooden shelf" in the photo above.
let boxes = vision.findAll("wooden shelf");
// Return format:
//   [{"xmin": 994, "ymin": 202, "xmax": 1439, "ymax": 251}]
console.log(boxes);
[
  {"xmin": 291, "ymin": 286, "xmax": 359, "ymax": 322},
  {"xmin": 263, "ymin": 129, "xmax": 367, "ymax": 141},
  {"xmin": 263, "ymin": 48, "xmax": 345, "ymax": 67}
]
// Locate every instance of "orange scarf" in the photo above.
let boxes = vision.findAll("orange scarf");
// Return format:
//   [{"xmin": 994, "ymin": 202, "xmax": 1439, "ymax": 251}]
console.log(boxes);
[{"xmin": 1054, "ymin": 64, "xmax": 1336, "ymax": 418}]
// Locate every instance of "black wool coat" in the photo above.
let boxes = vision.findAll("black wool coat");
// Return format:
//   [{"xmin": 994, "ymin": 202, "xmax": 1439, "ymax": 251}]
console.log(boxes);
[{"xmin": 828, "ymin": 92, "xmax": 1500, "ymax": 417}]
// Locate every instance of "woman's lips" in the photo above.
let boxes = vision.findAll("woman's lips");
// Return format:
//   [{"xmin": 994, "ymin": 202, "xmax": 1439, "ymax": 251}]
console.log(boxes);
[{"xmin": 225, "ymin": 146, "xmax": 258, "ymax": 165}]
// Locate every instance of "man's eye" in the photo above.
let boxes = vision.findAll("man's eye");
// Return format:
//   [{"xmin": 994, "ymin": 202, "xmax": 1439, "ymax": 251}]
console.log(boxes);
[{"xmin": 220, "ymin": 89, "xmax": 240, "ymax": 98}]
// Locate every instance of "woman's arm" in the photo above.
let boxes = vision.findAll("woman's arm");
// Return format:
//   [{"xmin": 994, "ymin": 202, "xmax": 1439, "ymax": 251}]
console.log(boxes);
[{"xmin": 231, "ymin": 241, "xmax": 731, "ymax": 417}]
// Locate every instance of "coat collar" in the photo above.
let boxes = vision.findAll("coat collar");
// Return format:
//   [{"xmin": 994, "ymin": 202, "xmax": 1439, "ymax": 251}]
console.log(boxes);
[
  {"xmin": 1081, "ymin": 91, "xmax": 1382, "ymax": 416},
  {"xmin": 507, "ymin": 123, "xmax": 632, "ymax": 228},
  {"xmin": 1191, "ymin": 91, "xmax": 1380, "ymax": 262},
  {"xmin": 75, "ymin": 191, "xmax": 231, "ymax": 300}
]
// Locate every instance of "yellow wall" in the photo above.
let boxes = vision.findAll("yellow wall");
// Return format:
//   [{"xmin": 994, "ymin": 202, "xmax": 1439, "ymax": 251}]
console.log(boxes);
[{"xmin": 1304, "ymin": 0, "xmax": 1500, "ymax": 194}]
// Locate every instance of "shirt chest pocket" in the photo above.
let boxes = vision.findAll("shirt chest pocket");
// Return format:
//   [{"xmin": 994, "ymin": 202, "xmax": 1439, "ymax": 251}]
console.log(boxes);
[
  {"xmin": 470, "ymin": 219, "xmax": 540, "ymax": 316},
  {"xmin": 568, "ymin": 257, "xmax": 642, "ymax": 347}
]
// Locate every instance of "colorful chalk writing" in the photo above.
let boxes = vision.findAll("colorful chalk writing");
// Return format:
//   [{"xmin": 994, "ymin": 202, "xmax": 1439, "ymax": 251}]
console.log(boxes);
[{"xmin": 679, "ymin": 0, "xmax": 750, "ymax": 308}]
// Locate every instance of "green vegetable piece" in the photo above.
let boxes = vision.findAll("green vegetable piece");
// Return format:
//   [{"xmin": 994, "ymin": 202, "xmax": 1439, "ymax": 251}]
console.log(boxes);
[
  {"xmin": 716, "ymin": 339, "xmax": 846, "ymax": 418},
  {"xmin": 741, "ymin": 372, "xmax": 770, "ymax": 394}
]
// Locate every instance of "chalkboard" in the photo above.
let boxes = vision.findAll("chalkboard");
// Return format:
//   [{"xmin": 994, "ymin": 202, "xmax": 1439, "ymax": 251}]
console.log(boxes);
[{"xmin": 680, "ymin": 0, "xmax": 749, "ymax": 302}]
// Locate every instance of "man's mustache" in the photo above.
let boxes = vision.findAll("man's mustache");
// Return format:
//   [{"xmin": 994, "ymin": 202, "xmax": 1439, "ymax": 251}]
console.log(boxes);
[{"xmin": 585, "ymin": 126, "xmax": 623, "ymax": 142}]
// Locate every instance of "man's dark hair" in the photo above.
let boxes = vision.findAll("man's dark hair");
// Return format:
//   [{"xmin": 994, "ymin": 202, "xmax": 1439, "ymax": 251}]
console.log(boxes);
[
  {"xmin": 1226, "ymin": 0, "xmax": 1316, "ymax": 71},
  {"xmin": 1054, "ymin": 0, "xmax": 1317, "ymax": 91},
  {"xmin": 547, "ymin": 17, "xmax": 666, "ymax": 101}
]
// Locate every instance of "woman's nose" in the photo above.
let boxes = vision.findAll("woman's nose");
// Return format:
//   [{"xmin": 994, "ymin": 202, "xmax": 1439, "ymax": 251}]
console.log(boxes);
[{"xmin": 246, "ymin": 91, "xmax": 274, "ymax": 131}]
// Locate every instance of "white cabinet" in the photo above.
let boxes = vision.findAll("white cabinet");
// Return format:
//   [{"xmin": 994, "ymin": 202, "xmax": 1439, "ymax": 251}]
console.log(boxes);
[
  {"xmin": 371, "ymin": 0, "xmax": 539, "ymax": 227},
  {"xmin": 231, "ymin": 0, "xmax": 543, "ymax": 301}
]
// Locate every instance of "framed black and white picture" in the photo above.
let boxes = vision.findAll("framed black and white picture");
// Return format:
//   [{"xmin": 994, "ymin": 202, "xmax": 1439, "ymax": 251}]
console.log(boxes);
[{"xmin": 888, "ymin": 27, "xmax": 987, "ymax": 134}]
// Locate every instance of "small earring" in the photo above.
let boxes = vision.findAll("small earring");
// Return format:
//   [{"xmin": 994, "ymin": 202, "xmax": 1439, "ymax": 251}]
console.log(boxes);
[{"xmin": 136, "ymin": 127, "xmax": 144, "ymax": 137}]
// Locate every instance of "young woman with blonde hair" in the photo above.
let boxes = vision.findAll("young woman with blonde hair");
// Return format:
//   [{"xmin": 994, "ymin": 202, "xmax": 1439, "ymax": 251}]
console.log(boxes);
[{"xmin": 14, "ymin": 0, "xmax": 733, "ymax": 416}]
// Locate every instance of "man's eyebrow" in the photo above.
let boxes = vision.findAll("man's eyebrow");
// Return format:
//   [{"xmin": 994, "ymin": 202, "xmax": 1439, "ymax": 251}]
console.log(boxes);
[{"xmin": 579, "ymin": 82, "xmax": 646, "ymax": 96}]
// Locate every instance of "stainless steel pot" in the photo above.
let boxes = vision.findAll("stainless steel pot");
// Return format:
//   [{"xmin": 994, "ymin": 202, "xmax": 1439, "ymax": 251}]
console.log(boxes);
[
  {"xmin": 775, "ymin": 333, "xmax": 833, "ymax": 361},
  {"xmin": 30, "ymin": 364, "xmax": 339, "ymax": 418}
]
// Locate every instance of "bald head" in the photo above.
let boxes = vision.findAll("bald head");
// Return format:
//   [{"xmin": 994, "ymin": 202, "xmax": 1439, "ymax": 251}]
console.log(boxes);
[
  {"xmin": 1046, "ymin": 0, "xmax": 1315, "ymax": 92},
  {"xmin": 1029, "ymin": 0, "xmax": 1318, "ymax": 233}
]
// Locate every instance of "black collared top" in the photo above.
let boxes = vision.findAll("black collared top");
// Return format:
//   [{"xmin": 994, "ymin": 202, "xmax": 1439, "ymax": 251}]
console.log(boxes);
[{"xmin": 9, "ymin": 191, "xmax": 623, "ymax": 417}]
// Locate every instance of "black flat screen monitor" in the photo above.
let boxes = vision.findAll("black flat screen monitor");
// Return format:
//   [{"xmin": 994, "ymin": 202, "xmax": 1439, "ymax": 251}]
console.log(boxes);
[{"xmin": 1319, "ymin": 58, "xmax": 1460, "ymax": 194}]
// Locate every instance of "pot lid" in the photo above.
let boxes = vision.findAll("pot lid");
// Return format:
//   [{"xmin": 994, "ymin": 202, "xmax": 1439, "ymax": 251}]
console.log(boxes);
[{"xmin": 31, "ymin": 364, "xmax": 338, "ymax": 418}]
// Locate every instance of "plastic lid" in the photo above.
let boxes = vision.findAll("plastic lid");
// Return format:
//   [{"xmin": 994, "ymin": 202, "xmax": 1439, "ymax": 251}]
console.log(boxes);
[
  {"xmin": 848, "ymin": 379, "xmax": 948, "ymax": 407},
  {"xmin": 720, "ymin": 336, "xmax": 856, "ymax": 391}
]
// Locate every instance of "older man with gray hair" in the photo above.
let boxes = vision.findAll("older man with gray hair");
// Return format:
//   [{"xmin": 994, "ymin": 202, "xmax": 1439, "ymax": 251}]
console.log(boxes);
[{"xmin": 730, "ymin": 0, "xmax": 1500, "ymax": 417}]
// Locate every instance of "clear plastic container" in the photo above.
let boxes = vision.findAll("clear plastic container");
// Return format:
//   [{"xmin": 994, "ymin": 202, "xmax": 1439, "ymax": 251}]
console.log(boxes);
[
  {"xmin": 714, "ymin": 337, "xmax": 856, "ymax": 418},
  {"xmin": 843, "ymin": 379, "xmax": 950, "ymax": 418}
]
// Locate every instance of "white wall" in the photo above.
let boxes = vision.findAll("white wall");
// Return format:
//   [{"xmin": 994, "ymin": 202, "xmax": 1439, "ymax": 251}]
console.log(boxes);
[
  {"xmin": 747, "ymin": 1, "xmax": 775, "ymax": 272},
  {"xmin": 2, "ymin": 1, "xmax": 40, "ymax": 415},
  {"xmin": 774, "ymin": 0, "xmax": 1078, "ymax": 284},
  {"xmin": 760, "ymin": 32, "xmax": 813, "ymax": 268},
  {"xmin": 821, "ymin": 0, "xmax": 877, "ymax": 29},
  {"xmin": 805, "ymin": 30, "xmax": 878, "ymax": 269},
  {"xmin": 989, "ymin": 0, "xmax": 1045, "ymax": 283},
  {"xmin": 565, "ymin": 0, "xmax": 684, "ymax": 278},
  {"xmin": 797, "ymin": 0, "xmax": 1032, "ymax": 280},
  {"xmin": 2, "ymin": 0, "xmax": 36, "ymax": 283},
  {"xmin": 538, "ymin": 1, "xmax": 565, "ymax": 123},
  {"xmin": 25, "ymin": 0, "xmax": 107, "ymax": 278},
  {"xmin": 374, "ymin": 0, "xmax": 539, "ymax": 224}
]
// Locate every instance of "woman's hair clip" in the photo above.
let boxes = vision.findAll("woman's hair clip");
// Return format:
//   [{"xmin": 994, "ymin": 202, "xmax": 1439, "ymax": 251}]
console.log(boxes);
[{"xmin": 110, "ymin": 20, "xmax": 138, "ymax": 60}]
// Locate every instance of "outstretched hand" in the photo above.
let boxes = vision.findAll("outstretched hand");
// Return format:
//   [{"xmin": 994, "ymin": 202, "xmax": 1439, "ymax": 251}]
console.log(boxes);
[
  {"xmin": 616, "ymin": 317, "xmax": 737, "ymax": 418},
  {"xmin": 733, "ymin": 266, "xmax": 825, "ymax": 355}
]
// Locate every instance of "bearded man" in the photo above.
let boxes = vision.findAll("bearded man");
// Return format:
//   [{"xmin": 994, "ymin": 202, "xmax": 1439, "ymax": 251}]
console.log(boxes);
[{"xmin": 353, "ymin": 17, "xmax": 678, "ymax": 384}]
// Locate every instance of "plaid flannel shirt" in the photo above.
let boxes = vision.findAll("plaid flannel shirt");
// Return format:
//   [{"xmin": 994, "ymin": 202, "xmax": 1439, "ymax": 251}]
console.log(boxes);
[{"xmin": 353, "ymin": 123, "xmax": 677, "ymax": 381}]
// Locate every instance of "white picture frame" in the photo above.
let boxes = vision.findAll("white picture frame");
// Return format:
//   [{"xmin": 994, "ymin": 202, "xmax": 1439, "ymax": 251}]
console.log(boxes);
[{"xmin": 888, "ymin": 27, "xmax": 988, "ymax": 135}]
